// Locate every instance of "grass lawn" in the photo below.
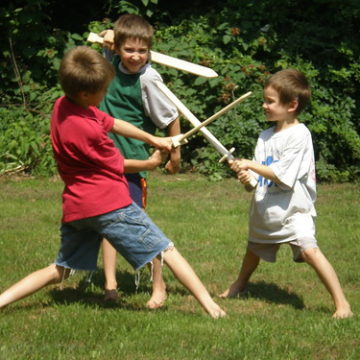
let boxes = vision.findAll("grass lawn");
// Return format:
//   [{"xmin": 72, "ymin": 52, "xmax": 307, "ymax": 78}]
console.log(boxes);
[{"xmin": 0, "ymin": 172, "xmax": 359, "ymax": 360}]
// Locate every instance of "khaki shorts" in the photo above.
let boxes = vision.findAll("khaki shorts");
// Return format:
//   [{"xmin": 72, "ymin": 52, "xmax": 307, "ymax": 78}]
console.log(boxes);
[{"xmin": 248, "ymin": 237, "xmax": 318, "ymax": 263}]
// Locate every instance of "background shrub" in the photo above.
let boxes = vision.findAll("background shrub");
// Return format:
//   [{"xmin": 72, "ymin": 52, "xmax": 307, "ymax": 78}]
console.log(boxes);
[{"xmin": 1, "ymin": 0, "xmax": 359, "ymax": 181}]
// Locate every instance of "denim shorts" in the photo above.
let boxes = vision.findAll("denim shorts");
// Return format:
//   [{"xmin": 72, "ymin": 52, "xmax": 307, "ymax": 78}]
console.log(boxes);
[{"xmin": 55, "ymin": 203, "xmax": 172, "ymax": 271}]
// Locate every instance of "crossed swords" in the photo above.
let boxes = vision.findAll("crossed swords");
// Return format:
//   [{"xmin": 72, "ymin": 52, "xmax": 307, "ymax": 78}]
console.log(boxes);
[
  {"xmin": 156, "ymin": 82, "xmax": 258, "ymax": 188},
  {"xmin": 88, "ymin": 32, "xmax": 257, "ymax": 187}
]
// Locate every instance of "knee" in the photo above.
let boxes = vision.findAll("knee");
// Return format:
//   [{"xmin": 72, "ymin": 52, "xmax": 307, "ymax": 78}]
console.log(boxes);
[
  {"xmin": 301, "ymin": 247, "xmax": 319, "ymax": 264},
  {"xmin": 49, "ymin": 264, "xmax": 71, "ymax": 284}
]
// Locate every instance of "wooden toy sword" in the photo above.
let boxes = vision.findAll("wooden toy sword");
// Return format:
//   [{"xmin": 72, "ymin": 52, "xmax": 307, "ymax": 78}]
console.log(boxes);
[
  {"xmin": 156, "ymin": 81, "xmax": 257, "ymax": 187},
  {"xmin": 87, "ymin": 32, "xmax": 218, "ymax": 78}
]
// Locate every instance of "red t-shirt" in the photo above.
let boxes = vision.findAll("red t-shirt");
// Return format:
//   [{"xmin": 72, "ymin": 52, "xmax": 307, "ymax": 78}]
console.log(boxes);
[{"xmin": 50, "ymin": 96, "xmax": 132, "ymax": 223}]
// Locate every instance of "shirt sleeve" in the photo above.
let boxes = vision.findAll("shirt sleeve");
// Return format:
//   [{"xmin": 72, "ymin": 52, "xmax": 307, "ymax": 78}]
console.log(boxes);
[
  {"xmin": 93, "ymin": 106, "xmax": 115, "ymax": 132},
  {"xmin": 140, "ymin": 65, "xmax": 179, "ymax": 129},
  {"xmin": 270, "ymin": 128, "xmax": 310, "ymax": 189}
]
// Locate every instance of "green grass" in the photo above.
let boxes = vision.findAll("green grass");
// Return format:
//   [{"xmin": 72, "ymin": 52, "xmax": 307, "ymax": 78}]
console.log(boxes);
[{"xmin": 0, "ymin": 172, "xmax": 359, "ymax": 360}]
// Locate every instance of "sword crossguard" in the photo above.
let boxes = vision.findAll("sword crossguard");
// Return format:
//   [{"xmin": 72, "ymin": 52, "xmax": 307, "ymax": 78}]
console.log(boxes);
[
  {"xmin": 171, "ymin": 134, "xmax": 188, "ymax": 148},
  {"xmin": 219, "ymin": 148, "xmax": 236, "ymax": 163}
]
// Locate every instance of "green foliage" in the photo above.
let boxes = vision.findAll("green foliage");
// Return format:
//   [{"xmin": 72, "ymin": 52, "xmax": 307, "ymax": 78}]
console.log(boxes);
[
  {"xmin": 0, "ymin": 0, "xmax": 84, "ymax": 101},
  {"xmin": 0, "ymin": 85, "xmax": 63, "ymax": 175},
  {"xmin": 107, "ymin": 0, "xmax": 159, "ymax": 18},
  {"xmin": 152, "ymin": 16, "xmax": 268, "ymax": 178},
  {"xmin": 152, "ymin": 1, "xmax": 360, "ymax": 182},
  {"xmin": 0, "ymin": 0, "xmax": 359, "ymax": 181},
  {"xmin": 0, "ymin": 0, "xmax": 88, "ymax": 175}
]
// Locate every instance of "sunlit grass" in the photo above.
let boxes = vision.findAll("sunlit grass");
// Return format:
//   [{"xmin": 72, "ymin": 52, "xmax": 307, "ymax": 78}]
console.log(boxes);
[{"xmin": 0, "ymin": 173, "xmax": 359, "ymax": 360}]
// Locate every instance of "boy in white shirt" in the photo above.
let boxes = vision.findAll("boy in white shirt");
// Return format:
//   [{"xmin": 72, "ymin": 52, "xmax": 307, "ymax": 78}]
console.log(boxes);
[{"xmin": 220, "ymin": 69, "xmax": 353, "ymax": 319}]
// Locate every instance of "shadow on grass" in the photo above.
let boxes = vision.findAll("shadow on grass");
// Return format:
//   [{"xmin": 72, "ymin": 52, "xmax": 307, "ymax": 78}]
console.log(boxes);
[
  {"xmin": 49, "ymin": 287, "xmax": 146, "ymax": 311},
  {"xmin": 243, "ymin": 281, "xmax": 305, "ymax": 310},
  {"xmin": 79, "ymin": 268, "xmax": 189, "ymax": 297},
  {"xmin": 46, "ymin": 270, "xmax": 144, "ymax": 311},
  {"xmin": 3, "ymin": 268, "xmax": 203, "ymax": 313},
  {"xmin": 47, "ymin": 268, "xmax": 188, "ymax": 311}
]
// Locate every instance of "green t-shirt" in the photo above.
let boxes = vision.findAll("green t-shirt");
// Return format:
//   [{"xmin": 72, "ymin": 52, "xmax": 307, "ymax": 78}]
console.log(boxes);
[
  {"xmin": 100, "ymin": 52, "xmax": 178, "ymax": 178},
  {"xmin": 100, "ymin": 56, "xmax": 156, "ymax": 178}
]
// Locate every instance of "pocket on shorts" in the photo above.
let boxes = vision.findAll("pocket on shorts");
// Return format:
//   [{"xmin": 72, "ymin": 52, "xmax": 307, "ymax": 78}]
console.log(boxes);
[
  {"xmin": 122, "ymin": 210, "xmax": 160, "ymax": 249},
  {"xmin": 109, "ymin": 205, "xmax": 162, "ymax": 250}
]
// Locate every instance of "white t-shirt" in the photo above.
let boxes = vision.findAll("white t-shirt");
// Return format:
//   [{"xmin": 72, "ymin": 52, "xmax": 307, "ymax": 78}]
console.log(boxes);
[{"xmin": 248, "ymin": 123, "xmax": 317, "ymax": 243}]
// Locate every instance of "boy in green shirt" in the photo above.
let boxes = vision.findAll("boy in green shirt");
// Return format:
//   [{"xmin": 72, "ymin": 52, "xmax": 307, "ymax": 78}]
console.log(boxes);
[{"xmin": 99, "ymin": 14, "xmax": 181, "ymax": 308}]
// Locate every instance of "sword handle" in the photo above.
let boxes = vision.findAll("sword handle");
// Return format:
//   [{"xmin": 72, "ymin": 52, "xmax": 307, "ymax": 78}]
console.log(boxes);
[
  {"xmin": 248, "ymin": 176, "xmax": 258, "ymax": 188},
  {"xmin": 218, "ymin": 148, "xmax": 258, "ymax": 188}
]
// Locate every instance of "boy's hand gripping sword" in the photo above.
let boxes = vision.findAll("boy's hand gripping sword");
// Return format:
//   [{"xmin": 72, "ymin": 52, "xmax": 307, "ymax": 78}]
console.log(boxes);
[
  {"xmin": 156, "ymin": 81, "xmax": 258, "ymax": 188},
  {"xmin": 87, "ymin": 32, "xmax": 218, "ymax": 78}
]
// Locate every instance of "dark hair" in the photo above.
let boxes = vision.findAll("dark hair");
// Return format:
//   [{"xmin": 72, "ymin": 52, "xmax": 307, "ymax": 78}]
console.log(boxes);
[
  {"xmin": 59, "ymin": 46, "xmax": 115, "ymax": 98},
  {"xmin": 113, "ymin": 14, "xmax": 154, "ymax": 49},
  {"xmin": 265, "ymin": 69, "xmax": 311, "ymax": 115}
]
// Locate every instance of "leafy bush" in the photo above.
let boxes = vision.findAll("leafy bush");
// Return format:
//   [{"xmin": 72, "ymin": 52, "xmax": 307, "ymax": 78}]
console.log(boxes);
[
  {"xmin": 151, "ymin": 0, "xmax": 360, "ymax": 182},
  {"xmin": 0, "ymin": 1, "xmax": 88, "ymax": 175},
  {"xmin": 0, "ymin": 85, "xmax": 63, "ymax": 175},
  {"xmin": 1, "ymin": 0, "xmax": 359, "ymax": 182}
]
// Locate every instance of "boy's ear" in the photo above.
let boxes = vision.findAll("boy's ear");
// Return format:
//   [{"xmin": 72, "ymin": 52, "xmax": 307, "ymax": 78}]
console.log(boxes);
[{"xmin": 288, "ymin": 99, "xmax": 299, "ymax": 113}]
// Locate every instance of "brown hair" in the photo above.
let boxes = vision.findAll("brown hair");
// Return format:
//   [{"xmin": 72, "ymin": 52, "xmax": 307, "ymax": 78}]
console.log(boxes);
[
  {"xmin": 265, "ymin": 69, "xmax": 311, "ymax": 115},
  {"xmin": 59, "ymin": 46, "xmax": 115, "ymax": 98},
  {"xmin": 113, "ymin": 14, "xmax": 154, "ymax": 49}
]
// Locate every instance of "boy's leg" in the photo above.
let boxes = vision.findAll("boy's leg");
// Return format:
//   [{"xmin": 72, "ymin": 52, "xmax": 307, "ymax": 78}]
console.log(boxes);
[
  {"xmin": 301, "ymin": 248, "xmax": 353, "ymax": 318},
  {"xmin": 126, "ymin": 175, "xmax": 168, "ymax": 309},
  {"xmin": 146, "ymin": 257, "xmax": 167, "ymax": 309},
  {"xmin": 101, "ymin": 204, "xmax": 223, "ymax": 317},
  {"xmin": 163, "ymin": 247, "xmax": 226, "ymax": 319},
  {"xmin": 102, "ymin": 237, "xmax": 167, "ymax": 307},
  {"xmin": 0, "ymin": 264, "xmax": 70, "ymax": 309},
  {"xmin": 102, "ymin": 238, "xmax": 119, "ymax": 301},
  {"xmin": 219, "ymin": 249, "xmax": 260, "ymax": 298}
]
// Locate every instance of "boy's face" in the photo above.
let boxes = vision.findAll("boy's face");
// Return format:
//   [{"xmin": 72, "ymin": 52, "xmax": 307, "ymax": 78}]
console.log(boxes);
[
  {"xmin": 117, "ymin": 37, "xmax": 149, "ymax": 74},
  {"xmin": 262, "ymin": 86, "xmax": 294, "ymax": 123}
]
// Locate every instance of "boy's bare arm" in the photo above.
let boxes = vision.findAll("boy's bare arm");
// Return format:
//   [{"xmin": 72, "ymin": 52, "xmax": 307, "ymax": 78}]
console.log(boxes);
[
  {"xmin": 165, "ymin": 117, "xmax": 181, "ymax": 174},
  {"xmin": 112, "ymin": 118, "xmax": 172, "ymax": 152},
  {"xmin": 124, "ymin": 150, "xmax": 168, "ymax": 173}
]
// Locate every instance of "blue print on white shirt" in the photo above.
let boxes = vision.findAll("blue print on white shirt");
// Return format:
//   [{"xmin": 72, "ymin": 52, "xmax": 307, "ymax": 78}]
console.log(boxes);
[{"xmin": 258, "ymin": 156, "xmax": 278, "ymax": 188}]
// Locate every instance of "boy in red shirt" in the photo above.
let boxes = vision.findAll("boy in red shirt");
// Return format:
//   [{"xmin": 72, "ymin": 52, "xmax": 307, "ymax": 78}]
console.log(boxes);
[{"xmin": 0, "ymin": 46, "xmax": 225, "ymax": 319}]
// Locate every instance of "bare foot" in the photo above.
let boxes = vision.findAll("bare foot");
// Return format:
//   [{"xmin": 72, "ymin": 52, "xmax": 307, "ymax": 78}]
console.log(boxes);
[
  {"xmin": 146, "ymin": 289, "xmax": 167, "ymax": 309},
  {"xmin": 332, "ymin": 303, "xmax": 353, "ymax": 319},
  {"xmin": 104, "ymin": 289, "xmax": 119, "ymax": 302},
  {"xmin": 219, "ymin": 281, "xmax": 244, "ymax": 298}
]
